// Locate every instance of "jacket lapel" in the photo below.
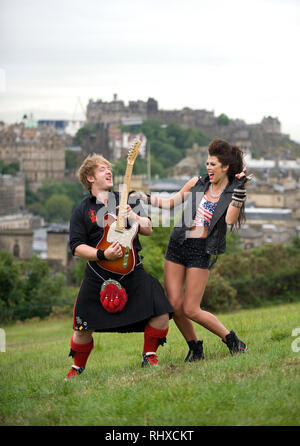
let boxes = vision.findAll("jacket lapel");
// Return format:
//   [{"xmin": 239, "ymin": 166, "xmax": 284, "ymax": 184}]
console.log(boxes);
[
  {"xmin": 208, "ymin": 191, "xmax": 231, "ymax": 235},
  {"xmin": 191, "ymin": 176, "xmax": 209, "ymax": 225},
  {"xmin": 207, "ymin": 179, "xmax": 237, "ymax": 235}
]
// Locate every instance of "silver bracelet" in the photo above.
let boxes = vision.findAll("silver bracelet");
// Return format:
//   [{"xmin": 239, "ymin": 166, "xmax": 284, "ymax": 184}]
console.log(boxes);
[
  {"xmin": 233, "ymin": 188, "xmax": 246, "ymax": 194},
  {"xmin": 232, "ymin": 194, "xmax": 247, "ymax": 202},
  {"xmin": 231, "ymin": 199, "xmax": 244, "ymax": 208}
]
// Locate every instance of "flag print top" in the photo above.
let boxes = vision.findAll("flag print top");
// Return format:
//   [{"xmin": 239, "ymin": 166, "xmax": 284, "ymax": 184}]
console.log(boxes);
[{"xmin": 193, "ymin": 194, "xmax": 218, "ymax": 227}]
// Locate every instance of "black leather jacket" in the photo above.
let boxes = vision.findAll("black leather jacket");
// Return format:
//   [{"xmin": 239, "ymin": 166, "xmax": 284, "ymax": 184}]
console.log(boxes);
[{"xmin": 169, "ymin": 174, "xmax": 244, "ymax": 255}]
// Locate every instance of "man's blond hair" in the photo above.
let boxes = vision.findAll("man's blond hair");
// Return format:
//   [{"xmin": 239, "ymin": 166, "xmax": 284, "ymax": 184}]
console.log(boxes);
[{"xmin": 77, "ymin": 154, "xmax": 112, "ymax": 191}]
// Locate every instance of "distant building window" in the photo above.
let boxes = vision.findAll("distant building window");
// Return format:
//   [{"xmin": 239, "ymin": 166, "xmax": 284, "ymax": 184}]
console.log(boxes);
[
  {"xmin": 13, "ymin": 241, "xmax": 20, "ymax": 258},
  {"xmin": 266, "ymin": 235, "xmax": 272, "ymax": 243}
]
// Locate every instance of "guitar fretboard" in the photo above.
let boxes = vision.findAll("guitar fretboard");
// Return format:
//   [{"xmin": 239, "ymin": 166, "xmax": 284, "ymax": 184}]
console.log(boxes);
[{"xmin": 116, "ymin": 162, "xmax": 134, "ymax": 231}]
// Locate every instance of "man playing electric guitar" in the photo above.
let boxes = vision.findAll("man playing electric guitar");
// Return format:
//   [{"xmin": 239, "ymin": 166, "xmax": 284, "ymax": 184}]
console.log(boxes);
[{"xmin": 66, "ymin": 152, "xmax": 173, "ymax": 379}]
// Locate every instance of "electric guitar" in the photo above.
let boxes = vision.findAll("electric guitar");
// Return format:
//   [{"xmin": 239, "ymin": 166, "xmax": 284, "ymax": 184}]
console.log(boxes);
[{"xmin": 96, "ymin": 138, "xmax": 141, "ymax": 275}]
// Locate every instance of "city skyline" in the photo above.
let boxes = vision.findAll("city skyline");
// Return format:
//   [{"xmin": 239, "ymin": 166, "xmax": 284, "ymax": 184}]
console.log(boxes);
[{"xmin": 1, "ymin": 0, "xmax": 300, "ymax": 142}]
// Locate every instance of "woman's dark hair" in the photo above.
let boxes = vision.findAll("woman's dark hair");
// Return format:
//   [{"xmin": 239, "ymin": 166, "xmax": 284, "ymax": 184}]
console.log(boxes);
[{"xmin": 208, "ymin": 138, "xmax": 246, "ymax": 228}]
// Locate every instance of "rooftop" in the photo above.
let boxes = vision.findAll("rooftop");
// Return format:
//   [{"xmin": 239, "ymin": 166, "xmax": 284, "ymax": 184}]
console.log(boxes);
[{"xmin": 245, "ymin": 207, "xmax": 292, "ymax": 219}]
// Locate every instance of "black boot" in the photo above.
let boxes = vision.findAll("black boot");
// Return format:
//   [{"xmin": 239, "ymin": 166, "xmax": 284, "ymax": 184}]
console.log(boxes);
[
  {"xmin": 184, "ymin": 340, "xmax": 204, "ymax": 362},
  {"xmin": 223, "ymin": 330, "xmax": 247, "ymax": 354}
]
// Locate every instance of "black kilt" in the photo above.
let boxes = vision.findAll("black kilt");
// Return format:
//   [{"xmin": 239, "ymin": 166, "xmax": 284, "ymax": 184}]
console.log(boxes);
[{"xmin": 73, "ymin": 262, "xmax": 173, "ymax": 333}]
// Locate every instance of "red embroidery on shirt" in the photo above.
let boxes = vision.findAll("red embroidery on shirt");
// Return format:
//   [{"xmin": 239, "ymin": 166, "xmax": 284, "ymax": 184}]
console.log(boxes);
[{"xmin": 89, "ymin": 209, "xmax": 97, "ymax": 223}]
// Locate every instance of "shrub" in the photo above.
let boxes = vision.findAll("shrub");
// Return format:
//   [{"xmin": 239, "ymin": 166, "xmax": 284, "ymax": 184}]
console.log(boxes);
[
  {"xmin": 0, "ymin": 252, "xmax": 66, "ymax": 322},
  {"xmin": 215, "ymin": 251, "xmax": 271, "ymax": 281},
  {"xmin": 231, "ymin": 267, "xmax": 300, "ymax": 307},
  {"xmin": 140, "ymin": 226, "xmax": 171, "ymax": 284},
  {"xmin": 70, "ymin": 258, "xmax": 86, "ymax": 285},
  {"xmin": 202, "ymin": 272, "xmax": 238, "ymax": 313}
]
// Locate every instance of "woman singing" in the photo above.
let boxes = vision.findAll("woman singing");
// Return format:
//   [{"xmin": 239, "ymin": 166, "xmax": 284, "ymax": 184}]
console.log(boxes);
[{"xmin": 138, "ymin": 138, "xmax": 251, "ymax": 362}]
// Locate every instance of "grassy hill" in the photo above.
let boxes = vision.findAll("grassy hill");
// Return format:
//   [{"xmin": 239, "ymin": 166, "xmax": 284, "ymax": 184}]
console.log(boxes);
[{"xmin": 0, "ymin": 302, "xmax": 300, "ymax": 427}]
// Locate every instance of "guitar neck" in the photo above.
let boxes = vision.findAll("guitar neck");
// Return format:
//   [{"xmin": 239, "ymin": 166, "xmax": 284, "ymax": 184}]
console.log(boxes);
[{"xmin": 116, "ymin": 162, "xmax": 134, "ymax": 230}]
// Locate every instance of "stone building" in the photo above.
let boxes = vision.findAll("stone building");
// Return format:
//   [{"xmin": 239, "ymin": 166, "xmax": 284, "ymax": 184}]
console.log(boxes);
[
  {"xmin": 87, "ymin": 95, "xmax": 216, "ymax": 133},
  {"xmin": 238, "ymin": 206, "xmax": 299, "ymax": 249},
  {"xmin": 108, "ymin": 124, "xmax": 147, "ymax": 160},
  {"xmin": 0, "ymin": 213, "xmax": 41, "ymax": 260},
  {"xmin": 79, "ymin": 120, "xmax": 147, "ymax": 162},
  {"xmin": 0, "ymin": 173, "xmax": 25, "ymax": 216},
  {"xmin": 237, "ymin": 225, "xmax": 264, "ymax": 250},
  {"xmin": 173, "ymin": 144, "xmax": 208, "ymax": 177},
  {"xmin": 0, "ymin": 213, "xmax": 41, "ymax": 231},
  {"xmin": 0, "ymin": 228, "xmax": 33, "ymax": 259},
  {"xmin": 0, "ymin": 122, "xmax": 65, "ymax": 192},
  {"xmin": 86, "ymin": 94, "xmax": 300, "ymax": 159},
  {"xmin": 261, "ymin": 116, "xmax": 281, "ymax": 134},
  {"xmin": 87, "ymin": 94, "xmax": 158, "ymax": 124},
  {"xmin": 80, "ymin": 122, "xmax": 110, "ymax": 160},
  {"xmin": 47, "ymin": 224, "xmax": 71, "ymax": 269},
  {"xmin": 247, "ymin": 182, "xmax": 300, "ymax": 219}
]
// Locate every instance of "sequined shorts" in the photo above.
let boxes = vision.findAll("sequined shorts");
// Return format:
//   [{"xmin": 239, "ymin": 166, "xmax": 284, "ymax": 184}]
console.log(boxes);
[{"xmin": 164, "ymin": 237, "xmax": 211, "ymax": 269}]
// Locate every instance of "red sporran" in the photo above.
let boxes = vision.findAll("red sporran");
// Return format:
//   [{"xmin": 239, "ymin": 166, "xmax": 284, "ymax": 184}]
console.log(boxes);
[{"xmin": 100, "ymin": 279, "xmax": 128, "ymax": 313}]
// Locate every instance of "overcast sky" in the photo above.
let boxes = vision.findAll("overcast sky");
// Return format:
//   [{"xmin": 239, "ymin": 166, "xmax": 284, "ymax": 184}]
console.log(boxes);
[{"xmin": 1, "ymin": 0, "xmax": 300, "ymax": 142}]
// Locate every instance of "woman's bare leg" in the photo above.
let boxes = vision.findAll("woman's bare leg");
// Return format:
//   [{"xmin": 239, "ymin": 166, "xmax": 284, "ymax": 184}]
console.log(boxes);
[
  {"xmin": 183, "ymin": 268, "xmax": 230, "ymax": 341},
  {"xmin": 164, "ymin": 260, "xmax": 198, "ymax": 342}
]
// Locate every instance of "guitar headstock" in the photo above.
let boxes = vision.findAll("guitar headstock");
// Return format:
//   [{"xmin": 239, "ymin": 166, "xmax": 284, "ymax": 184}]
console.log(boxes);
[{"xmin": 127, "ymin": 139, "xmax": 141, "ymax": 165}]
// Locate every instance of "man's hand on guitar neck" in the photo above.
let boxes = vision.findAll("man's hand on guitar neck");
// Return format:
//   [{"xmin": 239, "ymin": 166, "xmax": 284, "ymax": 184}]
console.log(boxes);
[
  {"xmin": 116, "ymin": 205, "xmax": 152, "ymax": 236},
  {"xmin": 117, "ymin": 204, "xmax": 136, "ymax": 226}
]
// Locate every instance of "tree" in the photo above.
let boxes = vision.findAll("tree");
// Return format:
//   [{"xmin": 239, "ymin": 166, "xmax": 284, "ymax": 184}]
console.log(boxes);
[
  {"xmin": 65, "ymin": 150, "xmax": 81, "ymax": 175},
  {"xmin": 139, "ymin": 226, "xmax": 172, "ymax": 284},
  {"xmin": 0, "ymin": 160, "xmax": 20, "ymax": 175},
  {"xmin": 0, "ymin": 252, "xmax": 66, "ymax": 322},
  {"xmin": 150, "ymin": 141, "xmax": 182, "ymax": 169},
  {"xmin": 71, "ymin": 258, "xmax": 87, "ymax": 285},
  {"xmin": 27, "ymin": 178, "xmax": 86, "ymax": 221},
  {"xmin": 120, "ymin": 119, "xmax": 210, "ymax": 177},
  {"xmin": 217, "ymin": 113, "xmax": 230, "ymax": 125},
  {"xmin": 21, "ymin": 256, "xmax": 66, "ymax": 319},
  {"xmin": 0, "ymin": 251, "xmax": 25, "ymax": 310},
  {"xmin": 77, "ymin": 119, "xmax": 211, "ymax": 179},
  {"xmin": 73, "ymin": 122, "xmax": 98, "ymax": 146},
  {"xmin": 112, "ymin": 157, "xmax": 147, "ymax": 177},
  {"xmin": 224, "ymin": 231, "xmax": 242, "ymax": 255},
  {"xmin": 45, "ymin": 194, "xmax": 74, "ymax": 222}
]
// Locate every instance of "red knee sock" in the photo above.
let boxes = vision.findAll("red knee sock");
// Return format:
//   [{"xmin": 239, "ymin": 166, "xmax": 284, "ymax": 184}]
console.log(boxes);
[
  {"xmin": 69, "ymin": 335, "xmax": 94, "ymax": 369},
  {"xmin": 143, "ymin": 324, "xmax": 169, "ymax": 354}
]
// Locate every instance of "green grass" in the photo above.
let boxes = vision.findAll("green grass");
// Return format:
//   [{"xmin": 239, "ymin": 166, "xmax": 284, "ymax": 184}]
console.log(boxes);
[{"xmin": 0, "ymin": 302, "xmax": 300, "ymax": 426}]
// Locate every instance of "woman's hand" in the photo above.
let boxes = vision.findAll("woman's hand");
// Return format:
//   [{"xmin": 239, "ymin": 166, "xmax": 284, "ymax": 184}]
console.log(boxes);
[
  {"xmin": 128, "ymin": 191, "xmax": 148, "ymax": 203},
  {"xmin": 235, "ymin": 166, "xmax": 254, "ymax": 185}
]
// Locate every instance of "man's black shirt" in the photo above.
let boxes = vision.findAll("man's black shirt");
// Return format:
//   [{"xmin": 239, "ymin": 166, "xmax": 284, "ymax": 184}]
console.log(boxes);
[{"xmin": 69, "ymin": 191, "xmax": 148, "ymax": 256}]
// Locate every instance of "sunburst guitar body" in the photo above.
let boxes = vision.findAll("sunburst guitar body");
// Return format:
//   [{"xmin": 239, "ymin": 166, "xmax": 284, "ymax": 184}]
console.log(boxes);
[{"xmin": 96, "ymin": 138, "xmax": 141, "ymax": 275}]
